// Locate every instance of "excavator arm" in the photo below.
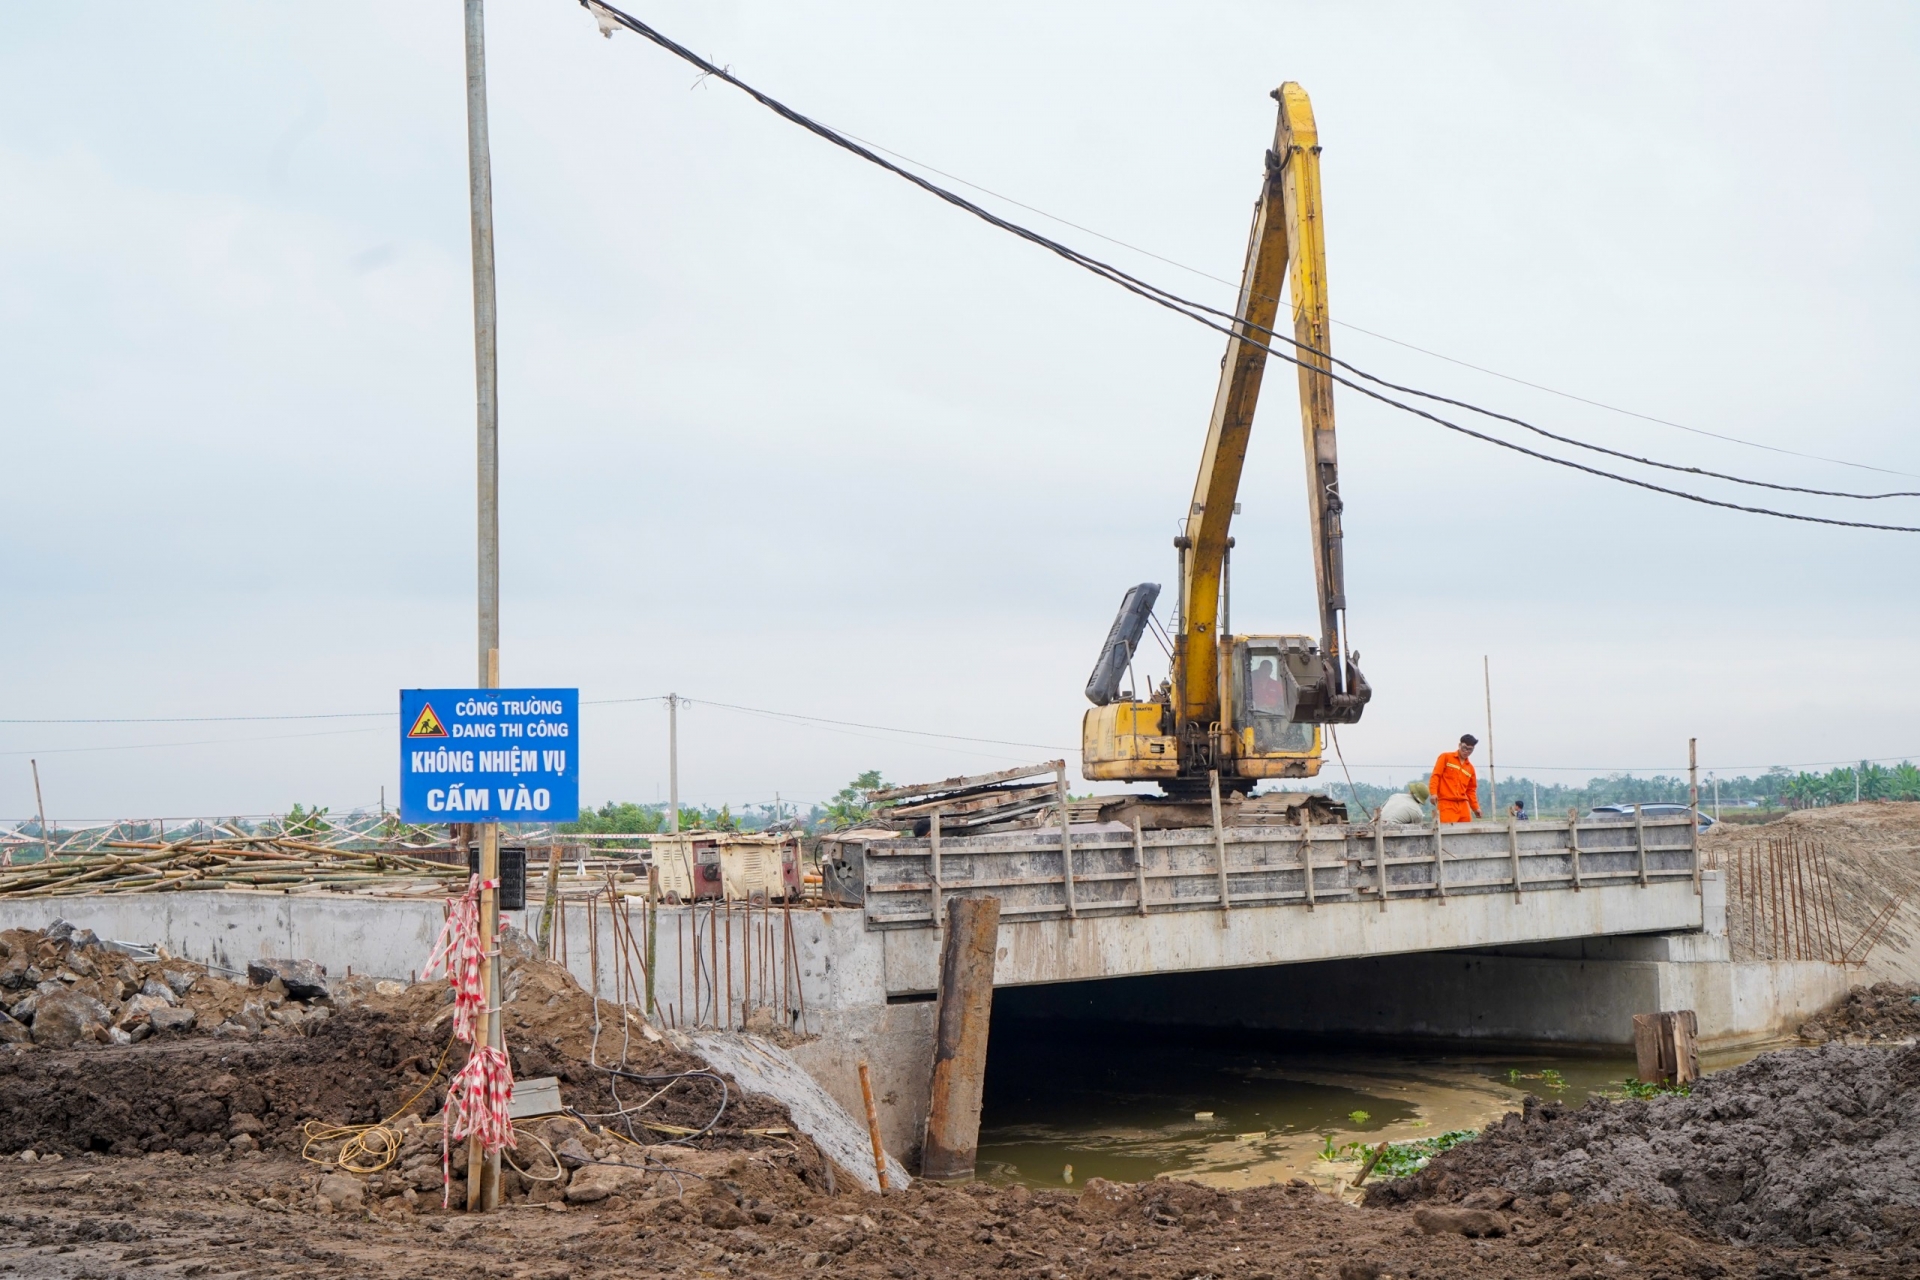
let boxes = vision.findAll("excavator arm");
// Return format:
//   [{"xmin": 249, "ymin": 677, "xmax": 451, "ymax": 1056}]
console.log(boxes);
[{"xmin": 1175, "ymin": 82, "xmax": 1367, "ymax": 737}]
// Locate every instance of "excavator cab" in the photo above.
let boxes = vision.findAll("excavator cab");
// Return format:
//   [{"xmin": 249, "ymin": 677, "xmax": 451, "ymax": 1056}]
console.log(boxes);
[
  {"xmin": 1080, "ymin": 590, "xmax": 1325, "ymax": 786},
  {"xmin": 1225, "ymin": 635, "xmax": 1321, "ymax": 776}
]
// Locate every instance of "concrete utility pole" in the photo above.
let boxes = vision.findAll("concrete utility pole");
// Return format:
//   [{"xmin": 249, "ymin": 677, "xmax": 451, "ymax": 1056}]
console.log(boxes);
[
  {"xmin": 463, "ymin": 0, "xmax": 504, "ymax": 1214},
  {"xmin": 667, "ymin": 694, "xmax": 681, "ymax": 833},
  {"xmin": 1689, "ymin": 738, "xmax": 1699, "ymax": 825},
  {"xmin": 1483, "ymin": 656, "xmax": 1496, "ymax": 817}
]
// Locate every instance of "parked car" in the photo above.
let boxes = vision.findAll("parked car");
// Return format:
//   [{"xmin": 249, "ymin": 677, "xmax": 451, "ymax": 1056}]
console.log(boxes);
[{"xmin": 1586, "ymin": 803, "xmax": 1715, "ymax": 832}]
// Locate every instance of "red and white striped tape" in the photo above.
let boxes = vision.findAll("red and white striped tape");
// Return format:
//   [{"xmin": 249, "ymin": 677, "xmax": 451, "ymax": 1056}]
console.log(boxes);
[
  {"xmin": 423, "ymin": 874, "xmax": 487, "ymax": 1045},
  {"xmin": 425, "ymin": 874, "xmax": 518, "ymax": 1201}
]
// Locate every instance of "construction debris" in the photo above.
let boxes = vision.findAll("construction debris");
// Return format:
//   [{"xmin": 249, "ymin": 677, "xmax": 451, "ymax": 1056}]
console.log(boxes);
[
  {"xmin": 863, "ymin": 761, "xmax": 1347, "ymax": 836},
  {"xmin": 866, "ymin": 762, "xmax": 1067, "ymax": 836},
  {"xmin": 0, "ymin": 836, "xmax": 468, "ymax": 899},
  {"xmin": 1799, "ymin": 981, "xmax": 1920, "ymax": 1044}
]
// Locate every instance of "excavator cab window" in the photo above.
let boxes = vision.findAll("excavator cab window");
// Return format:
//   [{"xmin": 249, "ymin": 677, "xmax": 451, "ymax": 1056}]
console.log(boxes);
[
  {"xmin": 1234, "ymin": 642, "xmax": 1312, "ymax": 754},
  {"xmin": 1248, "ymin": 655, "xmax": 1291, "ymax": 715}
]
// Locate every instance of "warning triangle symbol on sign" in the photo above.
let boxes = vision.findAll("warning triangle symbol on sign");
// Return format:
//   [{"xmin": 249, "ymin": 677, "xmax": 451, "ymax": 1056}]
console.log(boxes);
[{"xmin": 408, "ymin": 703, "xmax": 448, "ymax": 738}]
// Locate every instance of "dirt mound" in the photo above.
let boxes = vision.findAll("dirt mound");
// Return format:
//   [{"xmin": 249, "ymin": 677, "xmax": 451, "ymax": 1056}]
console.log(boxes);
[
  {"xmin": 1801, "ymin": 982, "xmax": 1920, "ymax": 1044},
  {"xmin": 0, "ymin": 1005, "xmax": 443, "ymax": 1156},
  {"xmin": 1370, "ymin": 1043, "xmax": 1920, "ymax": 1251},
  {"xmin": 1702, "ymin": 803, "xmax": 1920, "ymax": 981},
  {"xmin": 0, "ymin": 921, "xmax": 802, "ymax": 1178}
]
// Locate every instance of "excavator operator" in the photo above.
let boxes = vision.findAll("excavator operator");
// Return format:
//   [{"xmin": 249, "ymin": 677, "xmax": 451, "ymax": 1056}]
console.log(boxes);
[{"xmin": 1430, "ymin": 734, "xmax": 1481, "ymax": 824}]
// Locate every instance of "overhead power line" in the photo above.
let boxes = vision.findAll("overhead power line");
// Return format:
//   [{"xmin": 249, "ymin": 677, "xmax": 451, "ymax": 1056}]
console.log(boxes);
[
  {"xmin": 578, "ymin": 0, "xmax": 1920, "ymax": 530},
  {"xmin": 836, "ymin": 129, "xmax": 1920, "ymax": 485}
]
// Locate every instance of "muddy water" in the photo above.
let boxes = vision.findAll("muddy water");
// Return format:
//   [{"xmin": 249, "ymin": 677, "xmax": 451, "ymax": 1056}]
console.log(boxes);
[{"xmin": 975, "ymin": 1022, "xmax": 1747, "ymax": 1191}]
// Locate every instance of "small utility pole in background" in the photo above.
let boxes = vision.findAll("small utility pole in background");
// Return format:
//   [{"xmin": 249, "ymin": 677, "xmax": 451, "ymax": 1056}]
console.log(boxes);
[
  {"xmin": 1856, "ymin": 761, "xmax": 1865, "ymax": 804},
  {"xmin": 31, "ymin": 760, "xmax": 50, "ymax": 863},
  {"xmin": 1688, "ymin": 738, "xmax": 1699, "ymax": 822},
  {"xmin": 1483, "ymin": 655, "xmax": 1496, "ymax": 818},
  {"xmin": 462, "ymin": 0, "xmax": 503, "ymax": 1214},
  {"xmin": 1712, "ymin": 773, "xmax": 1721, "ymax": 821},
  {"xmin": 667, "ymin": 694, "xmax": 681, "ymax": 833}
]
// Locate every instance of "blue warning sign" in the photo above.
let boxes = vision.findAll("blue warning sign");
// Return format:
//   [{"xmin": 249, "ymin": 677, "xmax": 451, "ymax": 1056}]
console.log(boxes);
[{"xmin": 398, "ymin": 688, "xmax": 579, "ymax": 823}]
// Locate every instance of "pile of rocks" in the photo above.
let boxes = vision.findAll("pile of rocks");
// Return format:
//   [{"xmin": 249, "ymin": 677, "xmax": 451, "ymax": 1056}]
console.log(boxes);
[
  {"xmin": 0, "ymin": 921, "xmax": 206, "ymax": 1048},
  {"xmin": 0, "ymin": 921, "xmax": 345, "ymax": 1050}
]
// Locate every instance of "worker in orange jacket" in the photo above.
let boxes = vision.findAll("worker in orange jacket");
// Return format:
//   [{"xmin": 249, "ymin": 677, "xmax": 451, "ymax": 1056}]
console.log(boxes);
[{"xmin": 1430, "ymin": 735, "xmax": 1481, "ymax": 824}]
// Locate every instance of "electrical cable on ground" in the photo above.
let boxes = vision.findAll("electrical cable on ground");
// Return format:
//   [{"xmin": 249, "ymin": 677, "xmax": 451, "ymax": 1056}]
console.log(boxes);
[
  {"xmin": 300, "ymin": 1037, "xmax": 456, "ymax": 1174},
  {"xmin": 576, "ymin": 0, "xmax": 1920, "ymax": 531}
]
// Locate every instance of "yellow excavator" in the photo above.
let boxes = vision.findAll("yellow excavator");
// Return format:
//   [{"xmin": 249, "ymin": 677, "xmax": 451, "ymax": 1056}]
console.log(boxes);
[{"xmin": 1082, "ymin": 82, "xmax": 1369, "ymax": 798}]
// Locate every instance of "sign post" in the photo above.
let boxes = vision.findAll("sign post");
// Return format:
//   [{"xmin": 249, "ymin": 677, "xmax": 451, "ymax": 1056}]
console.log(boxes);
[
  {"xmin": 402, "ymin": 686, "xmax": 577, "ymax": 1210},
  {"xmin": 462, "ymin": 0, "xmax": 502, "ymax": 1211}
]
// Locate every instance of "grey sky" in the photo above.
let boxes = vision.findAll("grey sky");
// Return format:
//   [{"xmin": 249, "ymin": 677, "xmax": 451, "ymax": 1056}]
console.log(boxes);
[{"xmin": 4, "ymin": 3, "xmax": 1917, "ymax": 821}]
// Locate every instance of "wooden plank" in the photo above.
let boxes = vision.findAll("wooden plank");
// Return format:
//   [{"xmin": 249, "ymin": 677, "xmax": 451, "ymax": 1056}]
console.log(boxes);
[
  {"xmin": 867, "ymin": 762, "xmax": 1063, "ymax": 804},
  {"xmin": 1209, "ymin": 771, "xmax": 1231, "ymax": 926},
  {"xmin": 1632, "ymin": 1013, "xmax": 1665, "ymax": 1083},
  {"xmin": 1433, "ymin": 821, "xmax": 1447, "ymax": 901},
  {"xmin": 1056, "ymin": 766, "xmax": 1077, "ymax": 930},
  {"xmin": 1672, "ymin": 1010, "xmax": 1699, "ymax": 1084},
  {"xmin": 928, "ymin": 810, "xmax": 943, "ymax": 935},
  {"xmin": 1301, "ymin": 815, "xmax": 1316, "ymax": 911},
  {"xmin": 1507, "ymin": 815, "xmax": 1523, "ymax": 903},
  {"xmin": 1633, "ymin": 804, "xmax": 1649, "ymax": 888},
  {"xmin": 1374, "ymin": 823, "xmax": 1388, "ymax": 912},
  {"xmin": 1132, "ymin": 817, "xmax": 1149, "ymax": 916},
  {"xmin": 881, "ymin": 783, "xmax": 1058, "ymax": 821}
]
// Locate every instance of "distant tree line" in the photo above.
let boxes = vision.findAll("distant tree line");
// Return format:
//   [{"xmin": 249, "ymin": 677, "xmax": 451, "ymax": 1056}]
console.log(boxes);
[
  {"xmin": 556, "ymin": 758, "xmax": 1919, "ymax": 838},
  {"xmin": 1285, "ymin": 761, "xmax": 1920, "ymax": 817}
]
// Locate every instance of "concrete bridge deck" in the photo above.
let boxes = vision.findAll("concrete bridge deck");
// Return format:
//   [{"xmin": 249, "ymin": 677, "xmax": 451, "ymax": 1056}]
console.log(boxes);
[{"xmin": 840, "ymin": 812, "xmax": 1705, "ymax": 993}]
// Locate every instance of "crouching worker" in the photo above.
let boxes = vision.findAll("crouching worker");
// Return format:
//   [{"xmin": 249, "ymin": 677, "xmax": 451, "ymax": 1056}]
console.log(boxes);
[
  {"xmin": 1378, "ymin": 780, "xmax": 1429, "ymax": 824},
  {"xmin": 1430, "ymin": 735, "xmax": 1481, "ymax": 824}
]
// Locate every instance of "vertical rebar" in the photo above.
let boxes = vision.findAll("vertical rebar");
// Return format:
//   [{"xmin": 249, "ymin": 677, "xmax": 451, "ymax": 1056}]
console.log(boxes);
[{"xmin": 30, "ymin": 761, "xmax": 49, "ymax": 863}]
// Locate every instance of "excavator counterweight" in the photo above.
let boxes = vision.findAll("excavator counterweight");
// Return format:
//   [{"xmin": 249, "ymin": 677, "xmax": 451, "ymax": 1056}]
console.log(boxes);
[{"xmin": 1082, "ymin": 82, "xmax": 1369, "ymax": 795}]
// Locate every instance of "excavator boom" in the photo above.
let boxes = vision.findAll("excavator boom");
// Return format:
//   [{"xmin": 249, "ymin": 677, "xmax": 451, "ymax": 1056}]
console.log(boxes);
[{"xmin": 1083, "ymin": 82, "xmax": 1369, "ymax": 792}]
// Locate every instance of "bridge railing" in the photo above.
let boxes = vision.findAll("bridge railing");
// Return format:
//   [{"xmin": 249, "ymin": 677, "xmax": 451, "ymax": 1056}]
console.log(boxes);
[{"xmin": 844, "ymin": 811, "xmax": 1699, "ymax": 931}]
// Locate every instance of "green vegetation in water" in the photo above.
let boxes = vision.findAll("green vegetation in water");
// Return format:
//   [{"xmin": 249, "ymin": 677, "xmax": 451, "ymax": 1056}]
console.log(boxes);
[
  {"xmin": 1506, "ymin": 1067, "xmax": 1568, "ymax": 1090},
  {"xmin": 1347, "ymin": 1110, "xmax": 1371, "ymax": 1125},
  {"xmin": 1606, "ymin": 1077, "xmax": 1693, "ymax": 1100},
  {"xmin": 1332, "ymin": 1129, "xmax": 1478, "ymax": 1179}
]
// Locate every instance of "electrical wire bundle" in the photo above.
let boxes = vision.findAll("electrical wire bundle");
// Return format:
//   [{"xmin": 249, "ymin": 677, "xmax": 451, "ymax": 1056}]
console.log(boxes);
[{"xmin": 577, "ymin": 0, "xmax": 1920, "ymax": 535}]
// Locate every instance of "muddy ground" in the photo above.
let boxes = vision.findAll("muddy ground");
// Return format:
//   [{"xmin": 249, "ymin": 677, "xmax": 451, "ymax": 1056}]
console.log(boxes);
[
  {"xmin": 1, "ymin": 922, "xmax": 1913, "ymax": 1278},
  {"xmin": 2, "ymin": 1146, "xmax": 1897, "ymax": 1280}
]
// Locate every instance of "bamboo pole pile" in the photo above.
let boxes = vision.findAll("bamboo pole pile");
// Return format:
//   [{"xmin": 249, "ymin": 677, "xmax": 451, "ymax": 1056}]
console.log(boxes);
[{"xmin": 0, "ymin": 834, "xmax": 471, "ymax": 899}]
